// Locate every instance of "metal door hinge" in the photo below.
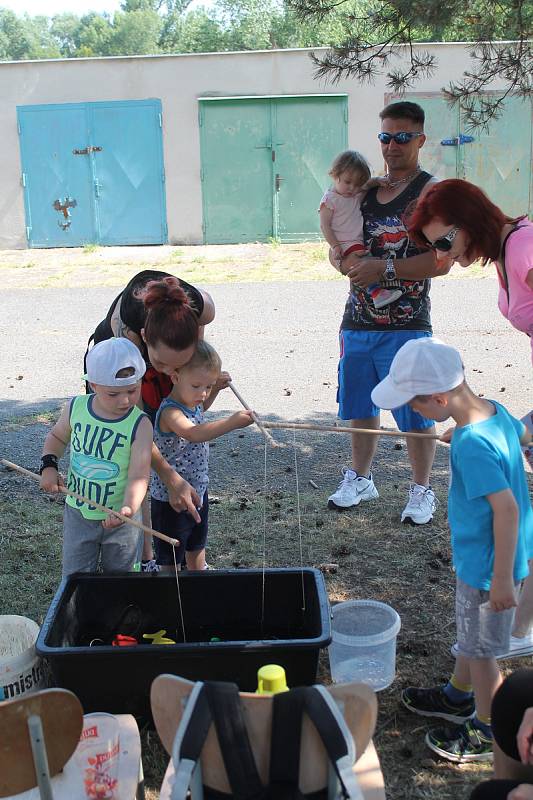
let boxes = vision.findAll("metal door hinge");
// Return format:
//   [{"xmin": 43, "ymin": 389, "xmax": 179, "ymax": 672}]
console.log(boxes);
[
  {"xmin": 26, "ymin": 226, "xmax": 31, "ymax": 240},
  {"xmin": 200, "ymin": 168, "xmax": 205, "ymax": 182},
  {"xmin": 159, "ymin": 113, "xmax": 162, "ymax": 128},
  {"xmin": 21, "ymin": 173, "xmax": 27, "ymax": 187}
]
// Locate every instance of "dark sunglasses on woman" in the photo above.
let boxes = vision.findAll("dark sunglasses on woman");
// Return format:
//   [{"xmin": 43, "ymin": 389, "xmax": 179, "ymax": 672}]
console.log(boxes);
[
  {"xmin": 377, "ymin": 132, "xmax": 424, "ymax": 145},
  {"xmin": 422, "ymin": 226, "xmax": 460, "ymax": 252}
]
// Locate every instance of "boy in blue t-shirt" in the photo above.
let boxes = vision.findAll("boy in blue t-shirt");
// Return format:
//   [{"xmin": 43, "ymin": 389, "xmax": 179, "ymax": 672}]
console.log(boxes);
[{"xmin": 371, "ymin": 337, "xmax": 533, "ymax": 763}]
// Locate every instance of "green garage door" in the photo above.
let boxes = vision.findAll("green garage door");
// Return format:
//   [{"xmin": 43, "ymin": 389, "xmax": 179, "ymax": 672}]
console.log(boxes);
[
  {"xmin": 400, "ymin": 94, "xmax": 532, "ymax": 217},
  {"xmin": 199, "ymin": 95, "xmax": 348, "ymax": 244}
]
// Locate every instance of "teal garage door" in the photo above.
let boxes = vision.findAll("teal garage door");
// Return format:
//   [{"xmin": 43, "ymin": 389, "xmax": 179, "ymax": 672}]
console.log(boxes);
[
  {"xmin": 17, "ymin": 99, "xmax": 167, "ymax": 248},
  {"xmin": 199, "ymin": 95, "xmax": 348, "ymax": 244},
  {"xmin": 399, "ymin": 94, "xmax": 532, "ymax": 217}
]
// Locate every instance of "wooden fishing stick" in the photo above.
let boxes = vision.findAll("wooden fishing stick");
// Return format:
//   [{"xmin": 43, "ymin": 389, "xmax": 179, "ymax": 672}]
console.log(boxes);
[
  {"xmin": 260, "ymin": 421, "xmax": 442, "ymax": 441},
  {"xmin": 1, "ymin": 458, "xmax": 180, "ymax": 546},
  {"xmin": 228, "ymin": 382, "xmax": 278, "ymax": 447}
]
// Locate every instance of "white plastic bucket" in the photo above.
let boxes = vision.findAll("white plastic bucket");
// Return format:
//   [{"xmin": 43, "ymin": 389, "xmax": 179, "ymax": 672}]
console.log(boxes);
[
  {"xmin": 328, "ymin": 600, "xmax": 401, "ymax": 691},
  {"xmin": 0, "ymin": 615, "xmax": 46, "ymax": 700}
]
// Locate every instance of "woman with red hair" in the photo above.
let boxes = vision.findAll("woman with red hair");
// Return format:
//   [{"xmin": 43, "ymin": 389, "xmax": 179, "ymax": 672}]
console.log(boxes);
[
  {"xmin": 410, "ymin": 180, "xmax": 533, "ymax": 662},
  {"xmin": 409, "ymin": 179, "xmax": 533, "ymax": 363}
]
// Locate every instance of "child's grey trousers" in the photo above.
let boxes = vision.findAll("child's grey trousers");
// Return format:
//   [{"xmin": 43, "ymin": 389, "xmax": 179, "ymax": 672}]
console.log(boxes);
[{"xmin": 62, "ymin": 503, "xmax": 143, "ymax": 576}]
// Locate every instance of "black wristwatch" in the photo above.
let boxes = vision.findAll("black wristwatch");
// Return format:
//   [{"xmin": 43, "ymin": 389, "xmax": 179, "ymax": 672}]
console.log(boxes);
[
  {"xmin": 383, "ymin": 255, "xmax": 397, "ymax": 281},
  {"xmin": 40, "ymin": 454, "xmax": 59, "ymax": 474}
]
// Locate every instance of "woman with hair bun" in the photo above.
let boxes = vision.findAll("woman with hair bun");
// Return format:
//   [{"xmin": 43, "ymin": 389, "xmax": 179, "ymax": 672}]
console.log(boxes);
[{"xmin": 86, "ymin": 270, "xmax": 215, "ymax": 566}]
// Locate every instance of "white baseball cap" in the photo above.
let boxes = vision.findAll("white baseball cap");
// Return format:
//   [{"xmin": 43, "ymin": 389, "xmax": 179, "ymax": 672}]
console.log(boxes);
[
  {"xmin": 371, "ymin": 338, "xmax": 464, "ymax": 410},
  {"xmin": 85, "ymin": 338, "xmax": 146, "ymax": 387}
]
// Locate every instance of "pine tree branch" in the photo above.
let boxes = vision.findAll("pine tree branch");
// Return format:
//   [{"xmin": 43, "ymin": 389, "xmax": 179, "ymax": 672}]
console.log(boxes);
[{"xmin": 290, "ymin": 0, "xmax": 533, "ymax": 129}]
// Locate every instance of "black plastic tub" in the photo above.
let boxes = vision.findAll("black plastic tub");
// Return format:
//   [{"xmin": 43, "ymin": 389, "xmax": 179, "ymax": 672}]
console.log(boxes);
[{"xmin": 36, "ymin": 568, "xmax": 331, "ymax": 717}]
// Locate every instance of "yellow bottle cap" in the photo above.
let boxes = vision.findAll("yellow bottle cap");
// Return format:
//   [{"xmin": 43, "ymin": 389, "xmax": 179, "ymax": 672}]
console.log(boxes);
[{"xmin": 256, "ymin": 664, "xmax": 289, "ymax": 695}]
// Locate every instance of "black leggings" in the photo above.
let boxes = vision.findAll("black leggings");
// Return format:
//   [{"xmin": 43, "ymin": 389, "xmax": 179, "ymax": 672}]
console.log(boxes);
[{"xmin": 471, "ymin": 668, "xmax": 533, "ymax": 799}]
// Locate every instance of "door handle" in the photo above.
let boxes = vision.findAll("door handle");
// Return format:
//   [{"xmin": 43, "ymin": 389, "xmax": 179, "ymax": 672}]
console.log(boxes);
[
  {"xmin": 440, "ymin": 134, "xmax": 475, "ymax": 146},
  {"xmin": 73, "ymin": 146, "xmax": 103, "ymax": 155},
  {"xmin": 94, "ymin": 179, "xmax": 101, "ymax": 198},
  {"xmin": 275, "ymin": 174, "xmax": 283, "ymax": 192}
]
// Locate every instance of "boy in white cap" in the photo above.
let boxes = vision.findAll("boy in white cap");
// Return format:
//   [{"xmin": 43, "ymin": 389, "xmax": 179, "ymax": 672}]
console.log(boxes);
[
  {"xmin": 371, "ymin": 337, "xmax": 533, "ymax": 762},
  {"xmin": 40, "ymin": 338, "xmax": 153, "ymax": 576}
]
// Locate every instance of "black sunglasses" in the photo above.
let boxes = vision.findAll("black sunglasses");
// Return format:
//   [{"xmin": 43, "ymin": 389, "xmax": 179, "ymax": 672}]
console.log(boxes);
[
  {"xmin": 422, "ymin": 226, "xmax": 460, "ymax": 252},
  {"xmin": 378, "ymin": 132, "xmax": 424, "ymax": 145}
]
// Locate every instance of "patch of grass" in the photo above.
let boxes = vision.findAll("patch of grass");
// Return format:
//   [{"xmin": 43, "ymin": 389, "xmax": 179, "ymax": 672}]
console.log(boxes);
[
  {"xmin": 41, "ymin": 270, "xmax": 76, "ymax": 287},
  {"xmin": 0, "ymin": 480, "xmax": 63, "ymax": 622},
  {"xmin": 307, "ymin": 243, "xmax": 328, "ymax": 264},
  {"xmin": 83, "ymin": 243, "xmax": 99, "ymax": 253},
  {"xmin": 1, "ymin": 243, "xmax": 496, "ymax": 290},
  {"xmin": 213, "ymin": 256, "xmax": 235, "ymax": 264},
  {"xmin": 4, "ymin": 422, "xmax": 525, "ymax": 797}
]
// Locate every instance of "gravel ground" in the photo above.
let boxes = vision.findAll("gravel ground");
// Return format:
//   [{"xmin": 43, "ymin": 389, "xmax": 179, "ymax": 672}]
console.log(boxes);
[
  {"xmin": 1, "ymin": 274, "xmax": 530, "ymax": 420},
  {"xmin": 1, "ymin": 272, "xmax": 530, "ymax": 482}
]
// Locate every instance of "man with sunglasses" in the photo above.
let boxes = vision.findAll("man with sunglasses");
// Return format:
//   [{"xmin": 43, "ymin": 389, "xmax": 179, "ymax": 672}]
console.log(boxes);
[{"xmin": 329, "ymin": 101, "xmax": 450, "ymax": 526}]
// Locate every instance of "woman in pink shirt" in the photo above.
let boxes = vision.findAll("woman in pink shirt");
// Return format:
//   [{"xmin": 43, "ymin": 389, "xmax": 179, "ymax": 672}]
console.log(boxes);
[
  {"xmin": 408, "ymin": 179, "xmax": 533, "ymax": 362},
  {"xmin": 408, "ymin": 179, "xmax": 533, "ymax": 664}
]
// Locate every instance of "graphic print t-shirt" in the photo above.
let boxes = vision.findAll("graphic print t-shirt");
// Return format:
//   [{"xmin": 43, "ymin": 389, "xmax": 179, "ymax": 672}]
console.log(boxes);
[
  {"xmin": 341, "ymin": 171, "xmax": 433, "ymax": 332},
  {"xmin": 66, "ymin": 395, "xmax": 147, "ymax": 519}
]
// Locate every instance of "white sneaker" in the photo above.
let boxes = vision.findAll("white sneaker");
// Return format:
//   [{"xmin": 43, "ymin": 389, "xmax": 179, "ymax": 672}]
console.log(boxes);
[
  {"xmin": 401, "ymin": 484, "xmax": 437, "ymax": 525},
  {"xmin": 327, "ymin": 469, "xmax": 379, "ymax": 510},
  {"xmin": 451, "ymin": 632, "xmax": 533, "ymax": 660}
]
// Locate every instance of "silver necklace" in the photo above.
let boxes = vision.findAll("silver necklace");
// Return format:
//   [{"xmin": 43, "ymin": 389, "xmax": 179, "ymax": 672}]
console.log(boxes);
[{"xmin": 384, "ymin": 165, "xmax": 421, "ymax": 189}]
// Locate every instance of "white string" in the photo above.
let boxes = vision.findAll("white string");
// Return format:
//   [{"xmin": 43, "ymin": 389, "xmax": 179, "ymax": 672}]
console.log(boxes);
[
  {"xmin": 261, "ymin": 437, "xmax": 268, "ymax": 631},
  {"xmin": 172, "ymin": 544, "xmax": 187, "ymax": 643},
  {"xmin": 292, "ymin": 430, "xmax": 306, "ymax": 612}
]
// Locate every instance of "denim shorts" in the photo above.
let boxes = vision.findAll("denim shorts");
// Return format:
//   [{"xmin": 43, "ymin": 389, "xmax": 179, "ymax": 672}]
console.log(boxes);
[
  {"xmin": 337, "ymin": 329, "xmax": 435, "ymax": 432},
  {"xmin": 455, "ymin": 577, "xmax": 516, "ymax": 659},
  {"xmin": 151, "ymin": 492, "xmax": 209, "ymax": 566}
]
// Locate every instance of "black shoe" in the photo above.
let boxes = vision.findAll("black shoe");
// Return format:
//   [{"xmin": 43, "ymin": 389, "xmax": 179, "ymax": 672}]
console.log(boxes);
[
  {"xmin": 425, "ymin": 719, "xmax": 493, "ymax": 762},
  {"xmin": 401, "ymin": 685, "xmax": 475, "ymax": 723}
]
